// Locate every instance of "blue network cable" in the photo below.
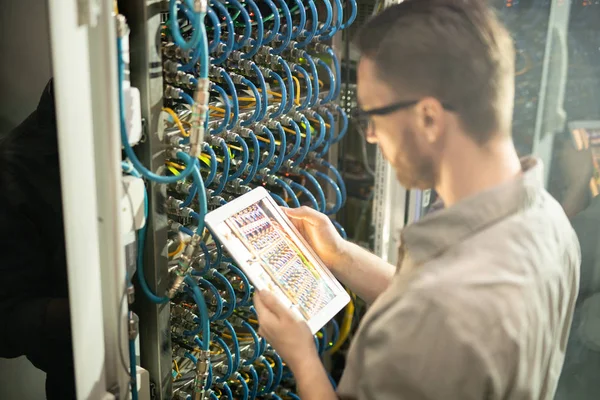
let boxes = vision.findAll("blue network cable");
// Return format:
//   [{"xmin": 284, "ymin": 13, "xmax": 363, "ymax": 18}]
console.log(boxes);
[
  {"xmin": 202, "ymin": 143, "xmax": 218, "ymax": 186},
  {"xmin": 327, "ymin": 47, "xmax": 341, "ymax": 100},
  {"xmin": 317, "ymin": 109, "xmax": 335, "ymax": 157},
  {"xmin": 290, "ymin": 0, "xmax": 306, "ymax": 40},
  {"xmin": 223, "ymin": 319, "xmax": 241, "ymax": 371},
  {"xmin": 274, "ymin": 178, "xmax": 300, "ymax": 208},
  {"xmin": 268, "ymin": 71, "xmax": 287, "ymax": 118},
  {"xmin": 274, "ymin": 58, "xmax": 294, "ymax": 115},
  {"xmin": 169, "ymin": 0, "xmax": 202, "ymax": 51},
  {"xmin": 314, "ymin": 0, "xmax": 333, "ymax": 36},
  {"xmin": 195, "ymin": 278, "xmax": 223, "ymax": 321},
  {"xmin": 214, "ymin": 71, "xmax": 238, "ymax": 130},
  {"xmin": 299, "ymin": 170, "xmax": 326, "ymax": 212},
  {"xmin": 315, "ymin": 170, "xmax": 342, "ymax": 215},
  {"xmin": 241, "ymin": 0, "xmax": 264, "ymax": 59},
  {"xmin": 250, "ymin": 63, "xmax": 269, "ymax": 120},
  {"xmin": 241, "ymin": 132, "xmax": 260, "ymax": 185},
  {"xmin": 295, "ymin": 0, "xmax": 317, "ymax": 48},
  {"xmin": 340, "ymin": 0, "xmax": 357, "ymax": 29},
  {"xmin": 181, "ymin": 91, "xmax": 195, "ymax": 106},
  {"xmin": 257, "ymin": 358, "xmax": 274, "ymax": 395},
  {"xmin": 309, "ymin": 112, "xmax": 326, "ymax": 150},
  {"xmin": 317, "ymin": 59, "xmax": 336, "ymax": 104},
  {"xmin": 240, "ymin": 78, "xmax": 261, "ymax": 126},
  {"xmin": 304, "ymin": 54, "xmax": 320, "ymax": 107},
  {"xmin": 332, "ymin": 104, "xmax": 348, "ymax": 143},
  {"xmin": 258, "ymin": 126, "xmax": 276, "ymax": 169},
  {"xmin": 209, "ymin": 84, "xmax": 230, "ymax": 133},
  {"xmin": 292, "ymin": 115, "xmax": 311, "ymax": 166},
  {"xmin": 319, "ymin": 0, "xmax": 342, "ymax": 40},
  {"xmin": 321, "ymin": 160, "xmax": 346, "ymax": 207},
  {"xmin": 227, "ymin": 0, "xmax": 252, "ymax": 50},
  {"xmin": 228, "ymin": 136, "xmax": 249, "ymax": 181},
  {"xmin": 214, "ymin": 335, "xmax": 234, "ymax": 382},
  {"xmin": 284, "ymin": 120, "xmax": 302, "ymax": 161},
  {"xmin": 271, "ymin": 122, "xmax": 286, "ymax": 173},
  {"xmin": 129, "ymin": 329, "xmax": 138, "ymax": 400},
  {"xmin": 262, "ymin": 0, "xmax": 281, "ymax": 45},
  {"xmin": 235, "ymin": 372, "xmax": 250, "ymax": 400},
  {"xmin": 227, "ymin": 264, "xmax": 252, "ymax": 306},
  {"xmin": 269, "ymin": 192, "xmax": 288, "ymax": 207},
  {"xmin": 209, "ymin": 0, "xmax": 235, "ymax": 65},
  {"xmin": 269, "ymin": 353, "xmax": 284, "ymax": 390},
  {"xmin": 270, "ymin": 0, "xmax": 292, "ymax": 54},
  {"xmin": 246, "ymin": 365, "xmax": 259, "ymax": 400},
  {"xmin": 211, "ymin": 269, "xmax": 236, "ymax": 319},
  {"xmin": 331, "ymin": 219, "xmax": 347, "ymax": 240},
  {"xmin": 177, "ymin": 152, "xmax": 208, "ymax": 235},
  {"xmin": 220, "ymin": 383, "xmax": 234, "ymax": 399},
  {"xmin": 206, "ymin": 7, "xmax": 221, "ymax": 53},
  {"xmin": 290, "ymin": 181, "xmax": 319, "ymax": 210},
  {"xmin": 184, "ymin": 275, "xmax": 210, "ymax": 350},
  {"xmin": 242, "ymin": 321, "xmax": 261, "ymax": 365},
  {"xmin": 212, "ymin": 140, "xmax": 230, "ymax": 196}
]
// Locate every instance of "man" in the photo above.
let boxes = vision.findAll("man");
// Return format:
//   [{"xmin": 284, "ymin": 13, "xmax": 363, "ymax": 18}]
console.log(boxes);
[
  {"xmin": 253, "ymin": 1, "xmax": 580, "ymax": 399},
  {"xmin": 0, "ymin": 80, "xmax": 75, "ymax": 399}
]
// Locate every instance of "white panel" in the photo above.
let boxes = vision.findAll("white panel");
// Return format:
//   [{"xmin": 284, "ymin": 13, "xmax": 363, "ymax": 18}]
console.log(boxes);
[{"xmin": 47, "ymin": 0, "xmax": 113, "ymax": 399}]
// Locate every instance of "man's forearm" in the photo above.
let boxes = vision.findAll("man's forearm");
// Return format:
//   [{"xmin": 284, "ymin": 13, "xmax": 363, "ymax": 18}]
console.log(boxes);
[
  {"xmin": 332, "ymin": 241, "xmax": 396, "ymax": 303},
  {"xmin": 292, "ymin": 353, "xmax": 338, "ymax": 400}
]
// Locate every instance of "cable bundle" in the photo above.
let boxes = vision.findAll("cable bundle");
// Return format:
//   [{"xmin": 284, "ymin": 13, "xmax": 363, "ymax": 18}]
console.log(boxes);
[{"xmin": 118, "ymin": 1, "xmax": 357, "ymax": 398}]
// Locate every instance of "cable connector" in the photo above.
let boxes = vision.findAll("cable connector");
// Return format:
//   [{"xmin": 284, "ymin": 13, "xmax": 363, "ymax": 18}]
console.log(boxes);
[
  {"xmin": 192, "ymin": 350, "xmax": 211, "ymax": 399},
  {"xmin": 163, "ymin": 60, "xmax": 181, "ymax": 75},
  {"xmin": 208, "ymin": 135, "xmax": 225, "ymax": 147},
  {"xmin": 165, "ymin": 85, "xmax": 183, "ymax": 100},
  {"xmin": 128, "ymin": 312, "xmax": 139, "ymax": 340},
  {"xmin": 291, "ymin": 111, "xmax": 303, "ymax": 122},
  {"xmin": 116, "ymin": 14, "xmax": 129, "ymax": 38},
  {"xmin": 234, "ymin": 127, "xmax": 252, "ymax": 138},
  {"xmin": 194, "ymin": 0, "xmax": 207, "ymax": 13},
  {"xmin": 277, "ymin": 115, "xmax": 292, "ymax": 125}
]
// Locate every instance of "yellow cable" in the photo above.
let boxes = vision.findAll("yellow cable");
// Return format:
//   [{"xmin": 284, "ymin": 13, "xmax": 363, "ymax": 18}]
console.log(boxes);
[
  {"xmin": 162, "ymin": 107, "xmax": 189, "ymax": 137},
  {"xmin": 292, "ymin": 76, "xmax": 301, "ymax": 104},
  {"xmin": 167, "ymin": 166, "xmax": 180, "ymax": 176},
  {"xmin": 308, "ymin": 117, "xmax": 331, "ymax": 128},
  {"xmin": 168, "ymin": 241, "xmax": 185, "ymax": 257},
  {"xmin": 328, "ymin": 293, "xmax": 355, "ymax": 354},
  {"xmin": 165, "ymin": 161, "xmax": 185, "ymax": 170},
  {"xmin": 173, "ymin": 360, "xmax": 181, "ymax": 379}
]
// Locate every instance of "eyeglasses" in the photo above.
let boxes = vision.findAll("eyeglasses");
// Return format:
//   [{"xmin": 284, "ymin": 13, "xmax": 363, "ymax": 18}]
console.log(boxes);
[{"xmin": 351, "ymin": 100, "xmax": 455, "ymax": 138}]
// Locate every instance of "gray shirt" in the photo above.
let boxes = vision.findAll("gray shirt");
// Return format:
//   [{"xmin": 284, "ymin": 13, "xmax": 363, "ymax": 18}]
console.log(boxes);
[{"xmin": 337, "ymin": 157, "xmax": 581, "ymax": 400}]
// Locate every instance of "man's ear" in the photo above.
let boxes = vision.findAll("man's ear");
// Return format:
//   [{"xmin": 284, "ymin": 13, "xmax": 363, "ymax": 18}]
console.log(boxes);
[{"xmin": 416, "ymin": 97, "xmax": 445, "ymax": 144}]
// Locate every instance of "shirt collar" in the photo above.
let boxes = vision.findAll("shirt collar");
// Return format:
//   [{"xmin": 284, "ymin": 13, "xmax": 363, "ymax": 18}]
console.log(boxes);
[{"xmin": 400, "ymin": 156, "xmax": 545, "ymax": 266}]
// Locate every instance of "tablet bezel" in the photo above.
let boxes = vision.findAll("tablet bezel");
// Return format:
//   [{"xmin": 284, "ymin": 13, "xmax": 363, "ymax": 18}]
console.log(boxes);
[{"xmin": 205, "ymin": 186, "xmax": 350, "ymax": 334}]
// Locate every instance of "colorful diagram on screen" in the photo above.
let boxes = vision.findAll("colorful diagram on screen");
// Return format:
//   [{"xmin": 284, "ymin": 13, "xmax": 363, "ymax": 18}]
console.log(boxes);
[{"xmin": 224, "ymin": 200, "xmax": 336, "ymax": 320}]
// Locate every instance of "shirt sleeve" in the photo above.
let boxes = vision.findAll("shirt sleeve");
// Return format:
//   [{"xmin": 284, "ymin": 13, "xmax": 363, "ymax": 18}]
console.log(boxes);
[{"xmin": 357, "ymin": 292, "xmax": 493, "ymax": 400}]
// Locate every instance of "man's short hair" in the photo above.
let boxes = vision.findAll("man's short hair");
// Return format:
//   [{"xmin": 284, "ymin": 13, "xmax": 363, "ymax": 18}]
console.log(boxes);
[{"xmin": 355, "ymin": 0, "xmax": 515, "ymax": 145}]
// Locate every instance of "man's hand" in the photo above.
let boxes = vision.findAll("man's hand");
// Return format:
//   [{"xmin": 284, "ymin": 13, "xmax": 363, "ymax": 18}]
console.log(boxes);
[
  {"xmin": 253, "ymin": 290, "xmax": 317, "ymax": 371},
  {"xmin": 282, "ymin": 206, "xmax": 348, "ymax": 273}
]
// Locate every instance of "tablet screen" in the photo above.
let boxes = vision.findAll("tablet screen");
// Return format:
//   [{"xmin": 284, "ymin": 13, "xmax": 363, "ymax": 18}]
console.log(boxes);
[{"xmin": 205, "ymin": 187, "xmax": 349, "ymax": 333}]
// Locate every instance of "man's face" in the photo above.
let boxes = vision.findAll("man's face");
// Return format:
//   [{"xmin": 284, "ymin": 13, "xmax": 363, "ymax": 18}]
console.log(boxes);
[{"xmin": 356, "ymin": 57, "xmax": 439, "ymax": 189}]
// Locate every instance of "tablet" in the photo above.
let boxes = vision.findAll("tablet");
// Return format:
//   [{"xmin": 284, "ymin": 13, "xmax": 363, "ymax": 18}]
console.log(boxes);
[{"xmin": 205, "ymin": 186, "xmax": 350, "ymax": 334}]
